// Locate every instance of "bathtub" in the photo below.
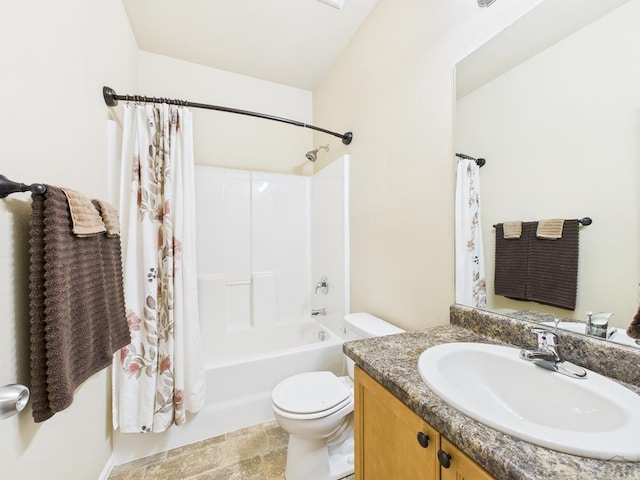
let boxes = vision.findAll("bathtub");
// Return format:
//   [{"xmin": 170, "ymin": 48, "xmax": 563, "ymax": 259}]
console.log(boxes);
[{"xmin": 112, "ymin": 322, "xmax": 344, "ymax": 465}]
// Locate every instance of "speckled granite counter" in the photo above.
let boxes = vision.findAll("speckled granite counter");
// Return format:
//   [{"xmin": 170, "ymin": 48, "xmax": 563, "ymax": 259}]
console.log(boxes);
[{"xmin": 343, "ymin": 305, "xmax": 640, "ymax": 480}]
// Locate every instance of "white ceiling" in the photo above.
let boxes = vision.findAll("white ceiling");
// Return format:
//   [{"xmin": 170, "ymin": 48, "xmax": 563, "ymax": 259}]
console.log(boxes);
[
  {"xmin": 121, "ymin": 0, "xmax": 379, "ymax": 91},
  {"xmin": 456, "ymin": 0, "xmax": 631, "ymax": 98}
]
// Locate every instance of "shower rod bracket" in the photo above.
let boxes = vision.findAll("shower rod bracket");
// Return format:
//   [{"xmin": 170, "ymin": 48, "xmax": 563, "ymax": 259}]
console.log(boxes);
[
  {"xmin": 103, "ymin": 86, "xmax": 118, "ymax": 107},
  {"xmin": 456, "ymin": 152, "xmax": 486, "ymax": 167},
  {"xmin": 103, "ymin": 86, "xmax": 354, "ymax": 145}
]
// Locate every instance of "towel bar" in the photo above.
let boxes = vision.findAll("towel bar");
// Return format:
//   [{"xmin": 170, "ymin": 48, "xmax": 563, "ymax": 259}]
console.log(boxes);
[
  {"xmin": 0, "ymin": 174, "xmax": 46, "ymax": 198},
  {"xmin": 493, "ymin": 217, "xmax": 592, "ymax": 228}
]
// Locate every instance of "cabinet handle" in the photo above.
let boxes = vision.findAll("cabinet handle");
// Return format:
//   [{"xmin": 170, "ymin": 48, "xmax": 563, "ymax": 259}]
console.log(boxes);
[
  {"xmin": 437, "ymin": 450, "xmax": 452, "ymax": 469},
  {"xmin": 416, "ymin": 432, "xmax": 429, "ymax": 448}
]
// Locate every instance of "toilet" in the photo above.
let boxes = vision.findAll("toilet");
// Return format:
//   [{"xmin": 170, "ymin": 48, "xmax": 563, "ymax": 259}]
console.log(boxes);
[{"xmin": 271, "ymin": 313, "xmax": 404, "ymax": 480}]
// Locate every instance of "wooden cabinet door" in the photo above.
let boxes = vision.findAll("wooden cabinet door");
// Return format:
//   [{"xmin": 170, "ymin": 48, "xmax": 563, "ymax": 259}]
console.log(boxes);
[
  {"xmin": 355, "ymin": 367, "xmax": 439, "ymax": 480},
  {"xmin": 439, "ymin": 436, "xmax": 495, "ymax": 480}
]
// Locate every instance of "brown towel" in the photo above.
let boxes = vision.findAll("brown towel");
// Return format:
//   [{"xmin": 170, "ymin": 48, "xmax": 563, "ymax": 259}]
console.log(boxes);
[
  {"xmin": 61, "ymin": 187, "xmax": 106, "ymax": 236},
  {"xmin": 494, "ymin": 222, "xmax": 534, "ymax": 301},
  {"xmin": 503, "ymin": 221, "xmax": 522, "ymax": 239},
  {"xmin": 628, "ymin": 305, "xmax": 640, "ymax": 339},
  {"xmin": 495, "ymin": 219, "xmax": 579, "ymax": 310},
  {"xmin": 29, "ymin": 186, "xmax": 130, "ymax": 422},
  {"xmin": 537, "ymin": 218, "xmax": 565, "ymax": 239},
  {"xmin": 526, "ymin": 219, "xmax": 579, "ymax": 310},
  {"xmin": 92, "ymin": 199, "xmax": 120, "ymax": 236}
]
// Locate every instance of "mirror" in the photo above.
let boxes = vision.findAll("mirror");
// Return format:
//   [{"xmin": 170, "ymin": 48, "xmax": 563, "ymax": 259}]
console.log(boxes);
[{"xmin": 454, "ymin": 0, "xmax": 640, "ymax": 346}]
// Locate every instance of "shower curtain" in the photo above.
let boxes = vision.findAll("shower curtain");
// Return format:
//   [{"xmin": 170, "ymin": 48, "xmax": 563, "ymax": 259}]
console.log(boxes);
[
  {"xmin": 455, "ymin": 158, "xmax": 486, "ymax": 309},
  {"xmin": 113, "ymin": 103, "xmax": 205, "ymax": 433}
]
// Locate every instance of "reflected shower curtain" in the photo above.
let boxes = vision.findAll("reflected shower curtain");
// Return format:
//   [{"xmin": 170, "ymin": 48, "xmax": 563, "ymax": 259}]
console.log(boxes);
[
  {"xmin": 455, "ymin": 159, "xmax": 487, "ymax": 309},
  {"xmin": 113, "ymin": 103, "xmax": 205, "ymax": 433}
]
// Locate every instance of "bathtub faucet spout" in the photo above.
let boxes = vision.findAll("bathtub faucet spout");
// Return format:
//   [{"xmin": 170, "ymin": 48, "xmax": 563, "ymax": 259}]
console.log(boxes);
[{"xmin": 311, "ymin": 308, "xmax": 326, "ymax": 317}]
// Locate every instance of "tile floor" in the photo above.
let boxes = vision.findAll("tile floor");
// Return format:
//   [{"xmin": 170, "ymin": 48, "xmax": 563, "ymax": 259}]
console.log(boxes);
[{"xmin": 108, "ymin": 421, "xmax": 355, "ymax": 480}]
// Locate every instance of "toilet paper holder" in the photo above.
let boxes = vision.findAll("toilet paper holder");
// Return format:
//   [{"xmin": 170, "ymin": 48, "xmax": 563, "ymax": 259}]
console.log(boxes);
[{"xmin": 0, "ymin": 384, "xmax": 30, "ymax": 420}]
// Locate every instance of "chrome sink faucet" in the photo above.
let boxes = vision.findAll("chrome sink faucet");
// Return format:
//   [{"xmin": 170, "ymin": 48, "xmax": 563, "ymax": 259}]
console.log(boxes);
[
  {"xmin": 585, "ymin": 311, "xmax": 615, "ymax": 338},
  {"xmin": 522, "ymin": 328, "xmax": 562, "ymax": 363},
  {"xmin": 520, "ymin": 328, "xmax": 587, "ymax": 379}
]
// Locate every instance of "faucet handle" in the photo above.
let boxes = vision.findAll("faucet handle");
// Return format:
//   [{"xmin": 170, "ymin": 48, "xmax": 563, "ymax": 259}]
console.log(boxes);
[
  {"xmin": 315, "ymin": 275, "xmax": 329, "ymax": 295},
  {"xmin": 530, "ymin": 328, "xmax": 559, "ymax": 348}
]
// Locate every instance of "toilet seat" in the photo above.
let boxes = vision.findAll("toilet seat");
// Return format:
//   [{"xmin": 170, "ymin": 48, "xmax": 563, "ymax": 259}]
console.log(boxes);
[{"xmin": 272, "ymin": 371, "xmax": 352, "ymax": 419}]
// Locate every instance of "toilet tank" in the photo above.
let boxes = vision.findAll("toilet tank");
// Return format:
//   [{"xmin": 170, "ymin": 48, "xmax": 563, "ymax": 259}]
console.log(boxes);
[
  {"xmin": 344, "ymin": 313, "xmax": 404, "ymax": 340},
  {"xmin": 344, "ymin": 313, "xmax": 404, "ymax": 378}
]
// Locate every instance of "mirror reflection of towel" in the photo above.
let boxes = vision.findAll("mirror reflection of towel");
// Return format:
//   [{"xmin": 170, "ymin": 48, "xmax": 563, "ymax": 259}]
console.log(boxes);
[
  {"xmin": 494, "ymin": 222, "xmax": 532, "ymax": 301},
  {"xmin": 536, "ymin": 218, "xmax": 565, "ymax": 239},
  {"xmin": 527, "ymin": 219, "xmax": 579, "ymax": 309},
  {"xmin": 503, "ymin": 221, "xmax": 522, "ymax": 239},
  {"xmin": 494, "ymin": 219, "xmax": 579, "ymax": 310}
]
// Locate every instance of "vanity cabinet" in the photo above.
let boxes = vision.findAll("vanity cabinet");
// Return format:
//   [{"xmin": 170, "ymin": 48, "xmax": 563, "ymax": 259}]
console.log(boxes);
[
  {"xmin": 354, "ymin": 366, "xmax": 494, "ymax": 480},
  {"xmin": 439, "ymin": 437, "xmax": 495, "ymax": 480}
]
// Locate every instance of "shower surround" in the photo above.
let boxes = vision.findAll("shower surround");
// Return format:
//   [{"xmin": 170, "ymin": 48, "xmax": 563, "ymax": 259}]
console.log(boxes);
[{"xmin": 112, "ymin": 156, "xmax": 349, "ymax": 464}]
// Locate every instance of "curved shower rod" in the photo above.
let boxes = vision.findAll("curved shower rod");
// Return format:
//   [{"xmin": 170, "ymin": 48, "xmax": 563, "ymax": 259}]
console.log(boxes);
[{"xmin": 103, "ymin": 86, "xmax": 353, "ymax": 145}]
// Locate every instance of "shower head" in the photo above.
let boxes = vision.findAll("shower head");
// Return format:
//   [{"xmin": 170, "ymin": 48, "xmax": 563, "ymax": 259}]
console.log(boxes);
[{"xmin": 305, "ymin": 144, "xmax": 330, "ymax": 163}]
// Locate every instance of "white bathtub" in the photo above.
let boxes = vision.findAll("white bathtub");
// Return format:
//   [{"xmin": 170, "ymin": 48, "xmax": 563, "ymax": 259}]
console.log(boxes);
[
  {"xmin": 204, "ymin": 321, "xmax": 344, "ymax": 429},
  {"xmin": 112, "ymin": 322, "xmax": 344, "ymax": 465}
]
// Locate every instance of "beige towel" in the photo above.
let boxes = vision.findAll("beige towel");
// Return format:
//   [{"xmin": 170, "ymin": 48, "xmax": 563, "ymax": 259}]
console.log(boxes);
[
  {"xmin": 503, "ymin": 221, "xmax": 522, "ymax": 239},
  {"xmin": 92, "ymin": 199, "xmax": 120, "ymax": 236},
  {"xmin": 61, "ymin": 187, "xmax": 106, "ymax": 236},
  {"xmin": 537, "ymin": 218, "xmax": 564, "ymax": 239}
]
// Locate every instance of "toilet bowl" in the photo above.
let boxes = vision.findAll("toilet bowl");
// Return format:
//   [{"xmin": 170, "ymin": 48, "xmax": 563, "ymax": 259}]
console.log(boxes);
[{"xmin": 271, "ymin": 313, "xmax": 404, "ymax": 480}]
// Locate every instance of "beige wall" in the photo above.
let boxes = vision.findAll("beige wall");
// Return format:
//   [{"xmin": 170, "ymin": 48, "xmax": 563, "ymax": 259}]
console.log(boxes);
[
  {"xmin": 313, "ymin": 0, "xmax": 544, "ymax": 331},
  {"xmin": 457, "ymin": 0, "xmax": 640, "ymax": 326},
  {"xmin": 137, "ymin": 52, "xmax": 314, "ymax": 175},
  {"xmin": 0, "ymin": 0, "xmax": 571, "ymax": 475},
  {"xmin": 0, "ymin": 1, "xmax": 137, "ymax": 478}
]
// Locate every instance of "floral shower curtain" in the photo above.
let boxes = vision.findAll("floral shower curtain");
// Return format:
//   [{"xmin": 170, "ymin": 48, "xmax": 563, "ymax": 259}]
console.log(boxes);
[
  {"xmin": 455, "ymin": 159, "xmax": 487, "ymax": 309},
  {"xmin": 113, "ymin": 103, "xmax": 205, "ymax": 433}
]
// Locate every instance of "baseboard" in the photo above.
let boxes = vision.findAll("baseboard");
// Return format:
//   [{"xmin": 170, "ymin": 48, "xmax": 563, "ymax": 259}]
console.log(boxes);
[{"xmin": 98, "ymin": 454, "xmax": 115, "ymax": 480}]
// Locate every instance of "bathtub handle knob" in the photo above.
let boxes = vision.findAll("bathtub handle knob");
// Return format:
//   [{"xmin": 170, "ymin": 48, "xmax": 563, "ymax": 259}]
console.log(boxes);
[
  {"xmin": 315, "ymin": 276, "xmax": 329, "ymax": 295},
  {"xmin": 416, "ymin": 432, "xmax": 429, "ymax": 448}
]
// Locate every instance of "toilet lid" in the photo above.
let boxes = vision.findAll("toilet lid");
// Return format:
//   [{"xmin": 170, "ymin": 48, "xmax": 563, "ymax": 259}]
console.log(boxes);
[{"xmin": 272, "ymin": 371, "xmax": 351, "ymax": 414}]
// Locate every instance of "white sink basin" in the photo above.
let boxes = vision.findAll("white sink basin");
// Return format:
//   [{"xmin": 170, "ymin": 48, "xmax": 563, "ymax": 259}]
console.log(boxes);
[{"xmin": 418, "ymin": 342, "xmax": 640, "ymax": 461}]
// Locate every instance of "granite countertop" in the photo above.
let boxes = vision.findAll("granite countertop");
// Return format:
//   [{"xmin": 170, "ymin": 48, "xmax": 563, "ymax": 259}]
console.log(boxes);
[{"xmin": 343, "ymin": 306, "xmax": 640, "ymax": 480}]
